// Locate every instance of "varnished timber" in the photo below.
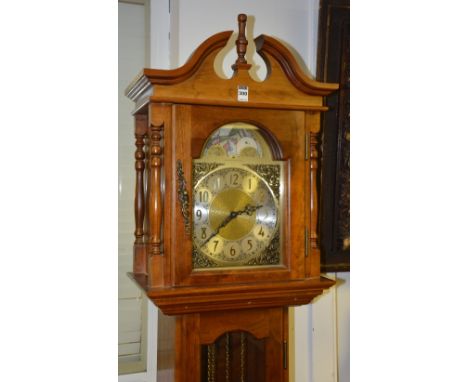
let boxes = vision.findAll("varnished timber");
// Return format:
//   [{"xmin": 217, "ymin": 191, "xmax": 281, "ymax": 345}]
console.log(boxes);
[
  {"xmin": 125, "ymin": 14, "xmax": 339, "ymax": 382},
  {"xmin": 133, "ymin": 114, "xmax": 147, "ymax": 275},
  {"xmin": 149, "ymin": 121, "xmax": 163, "ymax": 256},
  {"xmin": 129, "ymin": 272, "xmax": 334, "ymax": 316},
  {"xmin": 232, "ymin": 14, "xmax": 251, "ymax": 72},
  {"xmin": 157, "ymin": 308, "xmax": 287, "ymax": 381},
  {"xmin": 125, "ymin": 32, "xmax": 338, "ymax": 113},
  {"xmin": 310, "ymin": 134, "xmax": 320, "ymax": 252},
  {"xmin": 168, "ymin": 105, "xmax": 312, "ymax": 287},
  {"xmin": 255, "ymin": 34, "xmax": 338, "ymax": 96}
]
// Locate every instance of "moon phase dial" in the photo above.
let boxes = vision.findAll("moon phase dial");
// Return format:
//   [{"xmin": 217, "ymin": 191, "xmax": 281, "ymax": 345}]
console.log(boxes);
[{"xmin": 192, "ymin": 164, "xmax": 281, "ymax": 268}]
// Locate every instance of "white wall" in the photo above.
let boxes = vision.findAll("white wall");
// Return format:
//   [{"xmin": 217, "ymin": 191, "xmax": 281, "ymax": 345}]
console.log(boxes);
[
  {"xmin": 169, "ymin": 0, "xmax": 319, "ymax": 77},
  {"xmin": 118, "ymin": 0, "xmax": 146, "ymax": 368},
  {"xmin": 123, "ymin": 1, "xmax": 351, "ymax": 381},
  {"xmin": 119, "ymin": 2, "xmax": 157, "ymax": 380},
  {"xmin": 310, "ymin": 272, "xmax": 350, "ymax": 382}
]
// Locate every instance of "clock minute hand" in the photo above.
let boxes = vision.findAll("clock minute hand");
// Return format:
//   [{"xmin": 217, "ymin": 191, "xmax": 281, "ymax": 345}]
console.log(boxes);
[
  {"xmin": 200, "ymin": 204, "xmax": 263, "ymax": 248},
  {"xmin": 200, "ymin": 211, "xmax": 238, "ymax": 248}
]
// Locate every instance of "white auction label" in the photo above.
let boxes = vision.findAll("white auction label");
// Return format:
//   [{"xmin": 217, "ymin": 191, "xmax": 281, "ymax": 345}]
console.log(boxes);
[{"xmin": 237, "ymin": 85, "xmax": 249, "ymax": 102}]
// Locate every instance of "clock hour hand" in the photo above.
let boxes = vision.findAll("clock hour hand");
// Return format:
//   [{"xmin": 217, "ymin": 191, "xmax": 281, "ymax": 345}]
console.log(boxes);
[
  {"xmin": 200, "ymin": 204, "xmax": 263, "ymax": 248},
  {"xmin": 237, "ymin": 204, "xmax": 263, "ymax": 217}
]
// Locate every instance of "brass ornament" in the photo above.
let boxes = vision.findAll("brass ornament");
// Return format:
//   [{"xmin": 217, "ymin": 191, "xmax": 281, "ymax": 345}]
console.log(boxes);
[
  {"xmin": 225, "ymin": 333, "xmax": 230, "ymax": 382},
  {"xmin": 176, "ymin": 160, "xmax": 190, "ymax": 235},
  {"xmin": 246, "ymin": 164, "xmax": 280, "ymax": 199},
  {"xmin": 192, "ymin": 163, "xmax": 281, "ymax": 268},
  {"xmin": 208, "ymin": 189, "xmax": 256, "ymax": 241},
  {"xmin": 207, "ymin": 343, "xmax": 216, "ymax": 382},
  {"xmin": 240, "ymin": 332, "xmax": 246, "ymax": 382},
  {"xmin": 192, "ymin": 123, "xmax": 284, "ymax": 269}
]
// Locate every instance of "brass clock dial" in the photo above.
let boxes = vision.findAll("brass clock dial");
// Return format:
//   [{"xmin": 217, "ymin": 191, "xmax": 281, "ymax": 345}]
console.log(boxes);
[
  {"xmin": 192, "ymin": 122, "xmax": 284, "ymax": 269},
  {"xmin": 193, "ymin": 165, "xmax": 279, "ymax": 266}
]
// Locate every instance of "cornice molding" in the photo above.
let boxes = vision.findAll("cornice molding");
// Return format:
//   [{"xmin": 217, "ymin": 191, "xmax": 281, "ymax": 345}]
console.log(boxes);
[
  {"xmin": 125, "ymin": 30, "xmax": 339, "ymax": 108},
  {"xmin": 255, "ymin": 34, "xmax": 339, "ymax": 96},
  {"xmin": 129, "ymin": 273, "xmax": 335, "ymax": 315}
]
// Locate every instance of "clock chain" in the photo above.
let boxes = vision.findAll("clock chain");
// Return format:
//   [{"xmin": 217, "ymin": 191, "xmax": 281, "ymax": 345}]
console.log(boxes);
[
  {"xmin": 225, "ymin": 333, "xmax": 230, "ymax": 382},
  {"xmin": 207, "ymin": 343, "xmax": 216, "ymax": 382},
  {"xmin": 240, "ymin": 332, "xmax": 246, "ymax": 382}
]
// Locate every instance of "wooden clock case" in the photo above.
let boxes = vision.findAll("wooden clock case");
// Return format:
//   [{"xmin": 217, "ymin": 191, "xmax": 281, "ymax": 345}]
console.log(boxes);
[{"xmin": 125, "ymin": 15, "xmax": 338, "ymax": 382}]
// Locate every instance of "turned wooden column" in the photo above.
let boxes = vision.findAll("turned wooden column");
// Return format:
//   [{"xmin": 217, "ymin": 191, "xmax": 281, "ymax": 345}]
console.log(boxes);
[
  {"xmin": 149, "ymin": 121, "xmax": 164, "ymax": 256},
  {"xmin": 310, "ymin": 134, "xmax": 321, "ymax": 252},
  {"xmin": 133, "ymin": 114, "xmax": 147, "ymax": 274}
]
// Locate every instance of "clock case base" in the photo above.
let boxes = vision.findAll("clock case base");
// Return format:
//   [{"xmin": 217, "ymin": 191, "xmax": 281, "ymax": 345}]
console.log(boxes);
[
  {"xmin": 156, "ymin": 307, "xmax": 288, "ymax": 382},
  {"xmin": 130, "ymin": 272, "xmax": 333, "ymax": 382},
  {"xmin": 129, "ymin": 272, "xmax": 334, "ymax": 316}
]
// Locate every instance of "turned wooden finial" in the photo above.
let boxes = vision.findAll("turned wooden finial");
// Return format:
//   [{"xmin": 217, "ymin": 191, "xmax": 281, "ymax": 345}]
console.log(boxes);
[{"xmin": 232, "ymin": 13, "xmax": 252, "ymax": 71}]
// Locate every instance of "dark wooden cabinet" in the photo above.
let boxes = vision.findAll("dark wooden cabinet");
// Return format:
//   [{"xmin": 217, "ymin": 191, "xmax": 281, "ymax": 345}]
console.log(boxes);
[
  {"xmin": 317, "ymin": 0, "xmax": 350, "ymax": 272},
  {"xmin": 125, "ymin": 15, "xmax": 338, "ymax": 381},
  {"xmin": 156, "ymin": 307, "xmax": 287, "ymax": 382}
]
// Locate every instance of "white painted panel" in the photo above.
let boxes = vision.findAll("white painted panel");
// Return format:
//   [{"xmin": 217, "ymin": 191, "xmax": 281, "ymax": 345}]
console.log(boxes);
[
  {"xmin": 311, "ymin": 273, "xmax": 338, "ymax": 382},
  {"xmin": 120, "ymin": 330, "xmax": 143, "ymax": 345},
  {"xmin": 293, "ymin": 304, "xmax": 313, "ymax": 381},
  {"xmin": 119, "ymin": 342, "xmax": 142, "ymax": 357},
  {"xmin": 118, "ymin": 372, "xmax": 148, "ymax": 382},
  {"xmin": 310, "ymin": 272, "xmax": 350, "ymax": 382},
  {"xmin": 146, "ymin": 302, "xmax": 158, "ymax": 381},
  {"xmin": 119, "ymin": 298, "xmax": 143, "ymax": 333},
  {"xmin": 119, "ymin": 283, "xmax": 141, "ymax": 300},
  {"xmin": 118, "ymin": 1, "xmax": 146, "ymax": 370},
  {"xmin": 149, "ymin": 0, "xmax": 171, "ymax": 68},
  {"xmin": 336, "ymin": 272, "xmax": 350, "ymax": 382},
  {"xmin": 120, "ymin": 354, "xmax": 144, "ymax": 364}
]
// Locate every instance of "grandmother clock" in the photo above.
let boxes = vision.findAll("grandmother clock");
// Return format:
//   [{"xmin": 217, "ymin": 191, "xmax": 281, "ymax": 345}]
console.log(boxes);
[{"xmin": 125, "ymin": 14, "xmax": 338, "ymax": 382}]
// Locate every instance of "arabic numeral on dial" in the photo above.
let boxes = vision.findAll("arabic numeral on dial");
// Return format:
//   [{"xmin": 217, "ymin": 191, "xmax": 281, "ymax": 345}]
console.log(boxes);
[
  {"xmin": 195, "ymin": 225, "xmax": 211, "ymax": 242},
  {"xmin": 200, "ymin": 191, "xmax": 209, "ymax": 202},
  {"xmin": 208, "ymin": 175, "xmax": 224, "ymax": 192},
  {"xmin": 225, "ymin": 171, "xmax": 242, "ymax": 187},
  {"xmin": 208, "ymin": 238, "xmax": 224, "ymax": 255},
  {"xmin": 225, "ymin": 242, "xmax": 241, "ymax": 259},
  {"xmin": 241, "ymin": 236, "xmax": 256, "ymax": 254},
  {"xmin": 195, "ymin": 187, "xmax": 211, "ymax": 203},
  {"xmin": 254, "ymin": 224, "xmax": 270, "ymax": 241},
  {"xmin": 242, "ymin": 175, "xmax": 258, "ymax": 193},
  {"xmin": 193, "ymin": 206, "xmax": 208, "ymax": 223},
  {"xmin": 231, "ymin": 174, "xmax": 239, "ymax": 185}
]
